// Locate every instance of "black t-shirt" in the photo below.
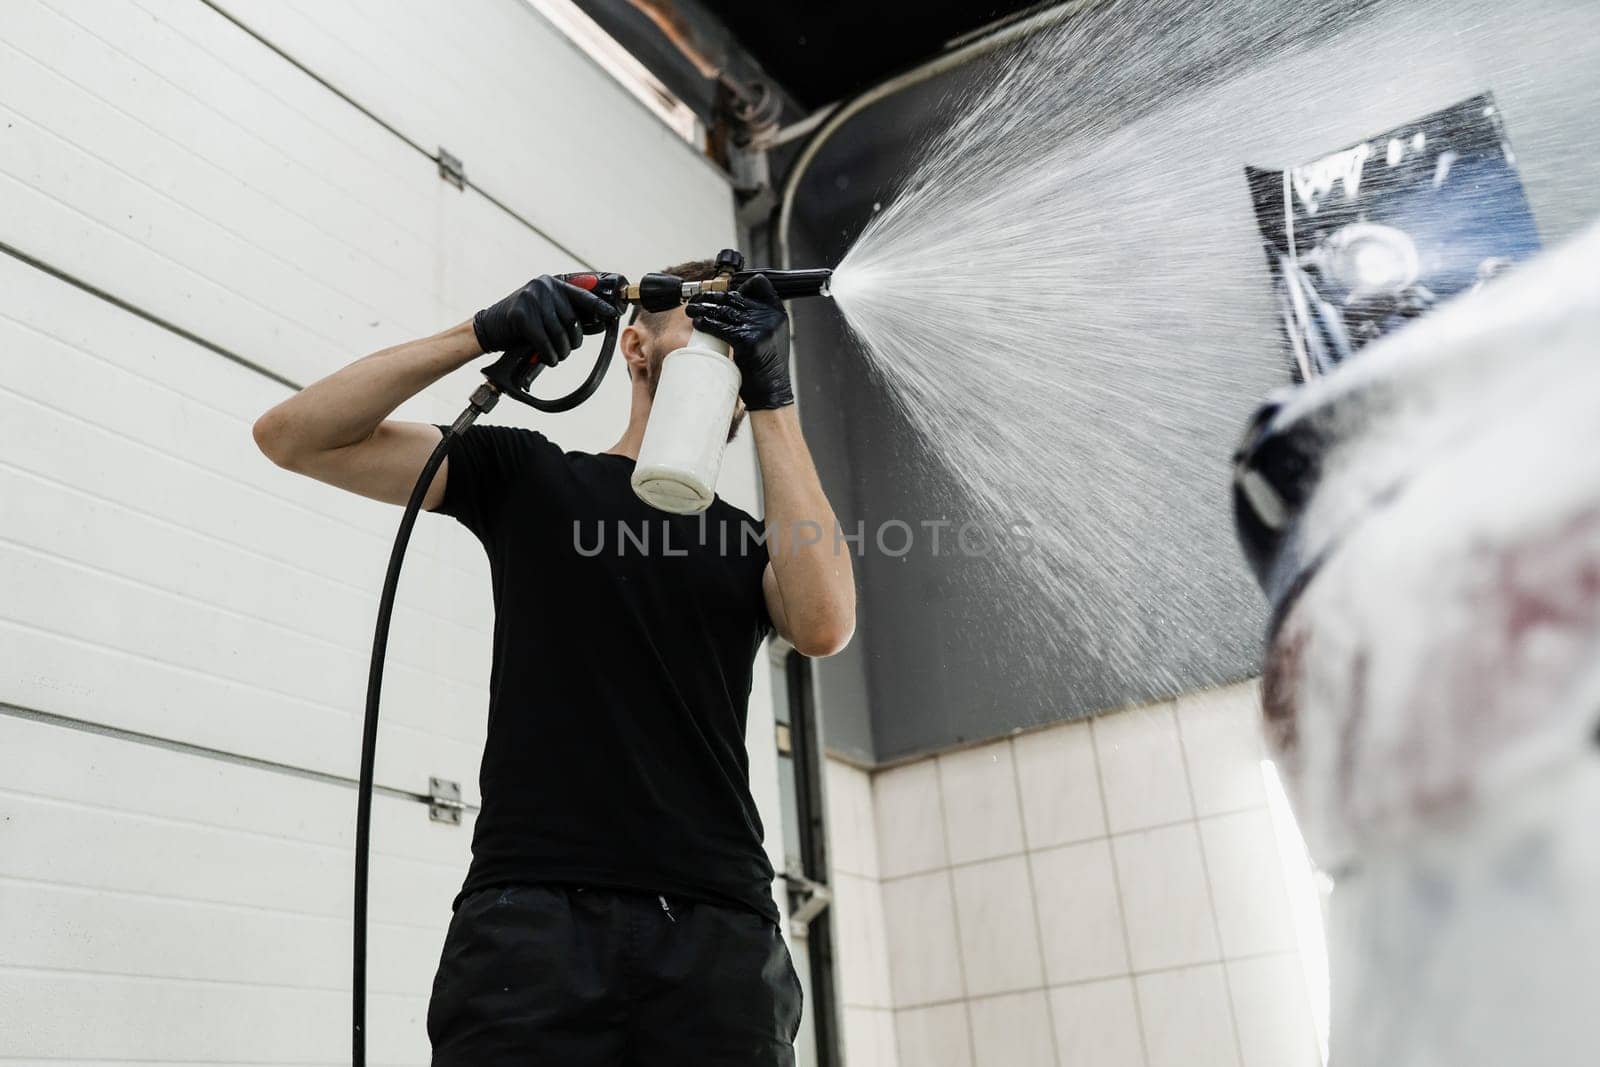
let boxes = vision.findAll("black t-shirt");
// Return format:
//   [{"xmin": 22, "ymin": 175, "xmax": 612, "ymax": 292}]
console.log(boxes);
[{"xmin": 431, "ymin": 424, "xmax": 779, "ymax": 921}]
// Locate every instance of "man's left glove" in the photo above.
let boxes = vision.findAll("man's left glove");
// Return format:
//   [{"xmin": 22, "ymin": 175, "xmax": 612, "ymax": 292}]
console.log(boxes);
[{"xmin": 685, "ymin": 275, "xmax": 794, "ymax": 410}]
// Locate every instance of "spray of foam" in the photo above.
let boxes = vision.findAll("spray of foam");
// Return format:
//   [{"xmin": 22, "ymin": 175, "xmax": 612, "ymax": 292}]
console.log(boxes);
[{"xmin": 826, "ymin": 0, "xmax": 1600, "ymax": 700}]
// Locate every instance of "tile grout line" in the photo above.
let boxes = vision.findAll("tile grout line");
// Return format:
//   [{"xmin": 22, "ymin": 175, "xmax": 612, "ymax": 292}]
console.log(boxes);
[
  {"xmin": 883, "ymin": 946, "xmax": 1309, "ymax": 1010},
  {"xmin": 886, "ymin": 945, "xmax": 1303, "ymax": 1008},
  {"xmin": 870, "ymin": 802, "xmax": 1273, "ymax": 885},
  {"xmin": 1174, "ymin": 702, "xmax": 1251, "ymax": 1067},
  {"xmin": 1008, "ymin": 735, "xmax": 1064, "ymax": 1067},
  {"xmin": 930, "ymin": 755, "xmax": 981, "ymax": 1067},
  {"xmin": 1089, "ymin": 714, "xmax": 1153, "ymax": 1067},
  {"xmin": 854, "ymin": 767, "xmax": 895, "ymax": 1016}
]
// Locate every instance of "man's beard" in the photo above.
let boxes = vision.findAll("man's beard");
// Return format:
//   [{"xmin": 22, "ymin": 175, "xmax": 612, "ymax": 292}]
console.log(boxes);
[{"xmin": 648, "ymin": 354, "xmax": 745, "ymax": 442}]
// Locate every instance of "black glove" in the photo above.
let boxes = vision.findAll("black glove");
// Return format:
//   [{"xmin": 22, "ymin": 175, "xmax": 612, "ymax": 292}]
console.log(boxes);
[
  {"xmin": 474, "ymin": 275, "xmax": 618, "ymax": 368},
  {"xmin": 685, "ymin": 275, "xmax": 794, "ymax": 410}
]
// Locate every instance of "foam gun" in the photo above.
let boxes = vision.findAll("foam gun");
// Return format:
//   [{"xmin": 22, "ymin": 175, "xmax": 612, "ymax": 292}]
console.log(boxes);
[{"xmin": 475, "ymin": 249, "xmax": 830, "ymax": 511}]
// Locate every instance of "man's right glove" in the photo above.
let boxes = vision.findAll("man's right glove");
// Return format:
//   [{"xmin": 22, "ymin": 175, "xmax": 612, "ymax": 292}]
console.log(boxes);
[
  {"xmin": 474, "ymin": 276, "xmax": 618, "ymax": 368},
  {"xmin": 685, "ymin": 275, "xmax": 794, "ymax": 410}
]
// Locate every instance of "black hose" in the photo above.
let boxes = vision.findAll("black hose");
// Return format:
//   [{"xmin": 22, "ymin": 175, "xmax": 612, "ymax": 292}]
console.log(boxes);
[
  {"xmin": 350, "ymin": 324, "xmax": 617, "ymax": 1063},
  {"xmin": 352, "ymin": 387, "xmax": 496, "ymax": 1066}
]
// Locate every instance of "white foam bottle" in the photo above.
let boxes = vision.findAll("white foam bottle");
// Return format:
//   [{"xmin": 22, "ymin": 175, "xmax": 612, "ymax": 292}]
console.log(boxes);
[{"xmin": 631, "ymin": 329, "xmax": 741, "ymax": 514}]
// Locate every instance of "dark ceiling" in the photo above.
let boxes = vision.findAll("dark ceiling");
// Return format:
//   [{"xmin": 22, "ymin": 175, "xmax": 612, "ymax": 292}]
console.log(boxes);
[{"xmin": 697, "ymin": 0, "xmax": 1043, "ymax": 109}]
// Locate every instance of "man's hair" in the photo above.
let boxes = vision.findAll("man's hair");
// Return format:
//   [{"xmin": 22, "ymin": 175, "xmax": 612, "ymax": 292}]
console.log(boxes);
[{"xmin": 630, "ymin": 258, "xmax": 719, "ymax": 336}]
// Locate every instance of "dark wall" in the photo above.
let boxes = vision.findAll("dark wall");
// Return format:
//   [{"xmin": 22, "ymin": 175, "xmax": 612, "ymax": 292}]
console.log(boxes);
[{"xmin": 787, "ymin": 0, "xmax": 1600, "ymax": 764}]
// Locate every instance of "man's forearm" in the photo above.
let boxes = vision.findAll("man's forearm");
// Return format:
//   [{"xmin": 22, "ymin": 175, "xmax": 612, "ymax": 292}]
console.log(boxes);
[
  {"xmin": 253, "ymin": 320, "xmax": 482, "ymax": 466},
  {"xmin": 752, "ymin": 406, "xmax": 856, "ymax": 655}
]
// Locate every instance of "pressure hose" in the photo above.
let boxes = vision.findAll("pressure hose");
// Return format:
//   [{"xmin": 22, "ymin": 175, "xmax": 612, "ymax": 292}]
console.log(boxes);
[
  {"xmin": 352, "ymin": 399, "xmax": 470, "ymax": 1067},
  {"xmin": 350, "ymin": 320, "xmax": 621, "ymax": 1066}
]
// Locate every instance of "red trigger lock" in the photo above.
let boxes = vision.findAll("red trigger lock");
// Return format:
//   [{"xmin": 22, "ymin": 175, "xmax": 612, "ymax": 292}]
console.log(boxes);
[{"xmin": 568, "ymin": 273, "xmax": 599, "ymax": 291}]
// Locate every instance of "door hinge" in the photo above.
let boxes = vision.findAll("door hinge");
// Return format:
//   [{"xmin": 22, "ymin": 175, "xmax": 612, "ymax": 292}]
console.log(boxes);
[
  {"xmin": 436, "ymin": 148, "xmax": 466, "ymax": 190},
  {"xmin": 428, "ymin": 776, "xmax": 465, "ymax": 825}
]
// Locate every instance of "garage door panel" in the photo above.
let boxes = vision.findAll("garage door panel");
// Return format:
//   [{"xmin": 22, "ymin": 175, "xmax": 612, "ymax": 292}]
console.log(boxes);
[
  {"xmin": 0, "ymin": 500, "xmax": 484, "ymax": 708},
  {"xmin": 1, "ymin": 4, "xmax": 686, "ymax": 487},
  {"xmin": 0, "ymin": 262, "xmax": 478, "ymax": 582},
  {"xmin": 0, "ymin": 970, "xmax": 429, "ymax": 1063},
  {"xmin": 0, "ymin": 267, "xmax": 496, "ymax": 791},
  {"xmin": 0, "ymin": 376, "xmax": 364, "ymax": 573},
  {"xmin": 0, "ymin": 790, "xmax": 466, "ymax": 926},
  {"xmin": 207, "ymin": 0, "xmax": 451, "ymax": 159},
  {"xmin": 0, "ymin": 464, "xmax": 490, "ymax": 695},
  {"xmin": 0, "ymin": 621, "xmax": 485, "ymax": 806},
  {"xmin": 0, "ymin": 405, "xmax": 492, "ymax": 793},
  {"xmin": 14, "ymin": 0, "xmax": 657, "ymax": 398},
  {"xmin": 36, "ymin": 0, "xmax": 441, "ymax": 292},
  {"xmin": 0, "ymin": 162, "xmax": 347, "ymax": 394},
  {"xmin": 1, "ymin": 0, "xmax": 569, "ymax": 415},
  {"xmin": 202, "ymin": 0, "xmax": 732, "ymax": 271},
  {"xmin": 0, "ymin": 716, "xmax": 474, "ymax": 866},
  {"xmin": 111, "ymin": 0, "xmax": 428, "ymax": 199},
  {"xmin": 0, "ymin": 69, "xmax": 426, "ymax": 360},
  {"xmin": 5, "ymin": 0, "xmax": 436, "ymax": 360},
  {"xmin": 2, "ymin": 0, "xmax": 735, "ymax": 401},
  {"xmin": 0, "ymin": 317, "xmax": 422, "ymax": 557},
  {"xmin": 1, "ymin": 1061, "xmax": 386, "ymax": 1067},
  {"xmin": 0, "ymin": 477, "xmax": 485, "ymax": 713},
  {"xmin": 0, "ymin": 878, "xmax": 442, "ymax": 998},
  {"xmin": 0, "ymin": 716, "xmax": 468, "ymax": 1061}
]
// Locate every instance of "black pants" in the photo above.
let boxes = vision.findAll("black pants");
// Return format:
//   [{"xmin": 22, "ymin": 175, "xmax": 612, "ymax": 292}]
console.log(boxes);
[{"xmin": 428, "ymin": 884, "xmax": 802, "ymax": 1066}]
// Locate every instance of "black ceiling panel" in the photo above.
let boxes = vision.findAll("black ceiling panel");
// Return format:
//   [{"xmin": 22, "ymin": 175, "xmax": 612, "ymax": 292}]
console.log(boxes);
[{"xmin": 698, "ymin": 1, "xmax": 1041, "ymax": 108}]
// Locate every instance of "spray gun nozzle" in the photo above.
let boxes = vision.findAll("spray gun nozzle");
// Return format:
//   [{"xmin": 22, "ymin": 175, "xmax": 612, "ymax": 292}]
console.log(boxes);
[{"xmin": 732, "ymin": 267, "xmax": 834, "ymax": 301}]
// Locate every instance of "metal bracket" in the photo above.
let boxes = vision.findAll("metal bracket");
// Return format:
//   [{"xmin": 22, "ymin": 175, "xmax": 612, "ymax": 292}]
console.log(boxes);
[
  {"xmin": 436, "ymin": 148, "xmax": 466, "ymax": 190},
  {"xmin": 783, "ymin": 866, "xmax": 832, "ymax": 937},
  {"xmin": 428, "ymin": 777, "xmax": 464, "ymax": 825}
]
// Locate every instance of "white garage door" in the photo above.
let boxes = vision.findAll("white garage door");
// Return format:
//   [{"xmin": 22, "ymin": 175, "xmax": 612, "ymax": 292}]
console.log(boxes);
[{"xmin": 0, "ymin": 1, "xmax": 777, "ymax": 1060}]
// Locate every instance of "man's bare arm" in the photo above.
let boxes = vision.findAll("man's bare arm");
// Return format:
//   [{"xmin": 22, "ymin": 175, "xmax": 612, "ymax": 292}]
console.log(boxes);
[
  {"xmin": 684, "ymin": 275, "xmax": 856, "ymax": 657},
  {"xmin": 253, "ymin": 275, "xmax": 616, "ymax": 508},
  {"xmin": 754, "ymin": 406, "xmax": 857, "ymax": 658},
  {"xmin": 251, "ymin": 321, "xmax": 482, "ymax": 509}
]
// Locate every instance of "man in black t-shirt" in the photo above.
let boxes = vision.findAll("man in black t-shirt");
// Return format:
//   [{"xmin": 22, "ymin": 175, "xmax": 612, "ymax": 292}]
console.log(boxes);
[{"xmin": 253, "ymin": 261, "xmax": 856, "ymax": 1066}]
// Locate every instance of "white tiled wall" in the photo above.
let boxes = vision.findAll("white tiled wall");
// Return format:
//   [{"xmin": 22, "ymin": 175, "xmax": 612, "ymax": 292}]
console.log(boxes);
[
  {"xmin": 824, "ymin": 680, "xmax": 1324, "ymax": 1067},
  {"xmin": 826, "ymin": 758, "xmax": 901, "ymax": 1066}
]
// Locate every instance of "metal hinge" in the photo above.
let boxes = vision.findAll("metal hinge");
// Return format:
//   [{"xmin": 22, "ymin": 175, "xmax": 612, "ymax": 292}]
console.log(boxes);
[
  {"xmin": 783, "ymin": 866, "xmax": 832, "ymax": 937},
  {"xmin": 436, "ymin": 148, "xmax": 466, "ymax": 190},
  {"xmin": 428, "ymin": 777, "xmax": 465, "ymax": 825}
]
